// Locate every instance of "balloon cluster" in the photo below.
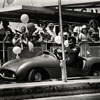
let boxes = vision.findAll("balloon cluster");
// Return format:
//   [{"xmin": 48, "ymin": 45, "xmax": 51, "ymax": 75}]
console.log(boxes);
[{"xmin": 20, "ymin": 14, "xmax": 69, "ymax": 48}]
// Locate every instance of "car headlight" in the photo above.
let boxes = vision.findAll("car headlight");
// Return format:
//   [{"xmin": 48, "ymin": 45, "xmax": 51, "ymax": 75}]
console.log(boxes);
[
  {"xmin": 12, "ymin": 74, "xmax": 15, "ymax": 78},
  {"xmin": 2, "ymin": 72, "xmax": 5, "ymax": 77}
]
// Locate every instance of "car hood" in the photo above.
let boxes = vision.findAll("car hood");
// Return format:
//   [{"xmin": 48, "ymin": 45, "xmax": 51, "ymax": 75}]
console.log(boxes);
[
  {"xmin": 1, "ymin": 55, "xmax": 58, "ymax": 72},
  {"xmin": 1, "ymin": 56, "xmax": 40, "ymax": 72}
]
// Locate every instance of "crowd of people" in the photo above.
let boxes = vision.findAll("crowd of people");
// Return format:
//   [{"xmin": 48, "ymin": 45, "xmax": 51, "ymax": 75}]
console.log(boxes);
[
  {"xmin": 0, "ymin": 18, "xmax": 99, "ymax": 67},
  {"xmin": 0, "ymin": 19, "xmax": 99, "ymax": 53},
  {"xmin": 0, "ymin": 20, "xmax": 57, "ymax": 52},
  {"xmin": 62, "ymin": 19, "xmax": 99, "ymax": 44}
]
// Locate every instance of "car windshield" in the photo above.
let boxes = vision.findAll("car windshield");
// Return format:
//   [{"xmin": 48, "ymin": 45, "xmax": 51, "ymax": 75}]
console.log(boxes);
[{"xmin": 36, "ymin": 50, "xmax": 57, "ymax": 58}]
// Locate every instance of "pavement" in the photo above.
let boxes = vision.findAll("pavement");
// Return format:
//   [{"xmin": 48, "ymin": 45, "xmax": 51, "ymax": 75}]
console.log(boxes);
[
  {"xmin": 24, "ymin": 93, "xmax": 100, "ymax": 100},
  {"xmin": 0, "ymin": 77, "xmax": 100, "ymax": 100}
]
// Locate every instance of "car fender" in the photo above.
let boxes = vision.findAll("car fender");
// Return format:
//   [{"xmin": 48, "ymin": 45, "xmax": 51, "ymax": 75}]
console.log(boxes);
[
  {"xmin": 84, "ymin": 57, "xmax": 100, "ymax": 75},
  {"xmin": 16, "ymin": 60, "xmax": 60, "ymax": 81}
]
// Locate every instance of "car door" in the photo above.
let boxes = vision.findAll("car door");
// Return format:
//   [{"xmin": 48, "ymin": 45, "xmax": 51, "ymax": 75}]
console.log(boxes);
[{"xmin": 67, "ymin": 67, "xmax": 85, "ymax": 77}]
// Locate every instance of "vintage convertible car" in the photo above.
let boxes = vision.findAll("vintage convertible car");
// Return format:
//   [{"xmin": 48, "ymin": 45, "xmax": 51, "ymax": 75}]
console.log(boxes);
[{"xmin": 0, "ymin": 50, "xmax": 100, "ymax": 82}]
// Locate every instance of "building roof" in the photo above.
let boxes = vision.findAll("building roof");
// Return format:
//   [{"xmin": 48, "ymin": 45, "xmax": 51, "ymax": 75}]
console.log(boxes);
[{"xmin": 0, "ymin": 5, "xmax": 99, "ymax": 25}]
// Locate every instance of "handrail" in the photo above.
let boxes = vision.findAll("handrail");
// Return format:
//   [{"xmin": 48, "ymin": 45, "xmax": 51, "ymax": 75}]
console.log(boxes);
[
  {"xmin": 0, "ymin": 40, "xmax": 100, "ymax": 44},
  {"xmin": 0, "ymin": 40, "xmax": 100, "ymax": 64}
]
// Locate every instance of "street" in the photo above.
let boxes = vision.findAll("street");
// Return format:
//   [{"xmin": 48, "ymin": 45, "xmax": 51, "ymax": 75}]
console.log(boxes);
[
  {"xmin": 0, "ymin": 77, "xmax": 100, "ymax": 100},
  {"xmin": 25, "ymin": 93, "xmax": 100, "ymax": 100}
]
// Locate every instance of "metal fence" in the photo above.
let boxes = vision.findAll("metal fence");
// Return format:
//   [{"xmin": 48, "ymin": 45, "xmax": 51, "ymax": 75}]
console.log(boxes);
[{"xmin": 0, "ymin": 41, "xmax": 100, "ymax": 64}]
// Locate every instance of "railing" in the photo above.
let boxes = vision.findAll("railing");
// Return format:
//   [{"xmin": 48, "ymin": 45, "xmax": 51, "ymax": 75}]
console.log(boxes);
[
  {"xmin": 0, "ymin": 41, "xmax": 100, "ymax": 65},
  {"xmin": 79, "ymin": 41, "xmax": 100, "ymax": 57},
  {"xmin": 50, "ymin": 41, "xmax": 100, "ymax": 57},
  {"xmin": 0, "ymin": 41, "xmax": 57, "ymax": 64}
]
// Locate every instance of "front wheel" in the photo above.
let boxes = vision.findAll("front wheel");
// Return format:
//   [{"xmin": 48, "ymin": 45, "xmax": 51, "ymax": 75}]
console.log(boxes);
[
  {"xmin": 92, "ymin": 70, "xmax": 100, "ymax": 76},
  {"xmin": 28, "ymin": 69, "xmax": 43, "ymax": 82}
]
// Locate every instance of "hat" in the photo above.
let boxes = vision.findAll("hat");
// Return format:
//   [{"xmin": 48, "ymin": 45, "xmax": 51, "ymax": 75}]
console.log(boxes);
[
  {"xmin": 48, "ymin": 23, "xmax": 54, "ymax": 28},
  {"xmin": 82, "ymin": 25, "xmax": 87, "ymax": 29}
]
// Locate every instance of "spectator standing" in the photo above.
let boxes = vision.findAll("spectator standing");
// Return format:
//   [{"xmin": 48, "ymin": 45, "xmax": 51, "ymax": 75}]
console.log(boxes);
[
  {"xmin": 58, "ymin": 24, "xmax": 71, "ymax": 40},
  {"xmin": 46, "ymin": 23, "xmax": 56, "ymax": 42},
  {"xmin": 68, "ymin": 24, "xmax": 75, "ymax": 37},
  {"xmin": 20, "ymin": 26, "xmax": 28, "ymax": 48},
  {"xmin": 0, "ymin": 20, "xmax": 14, "ymax": 42},
  {"xmin": 12, "ymin": 31, "xmax": 21, "ymax": 47},
  {"xmin": 88, "ymin": 19, "xmax": 99, "ymax": 42},
  {"xmin": 73, "ymin": 26, "xmax": 80, "ymax": 43},
  {"xmin": 12, "ymin": 26, "xmax": 28, "ymax": 50},
  {"xmin": 78, "ymin": 25, "xmax": 91, "ymax": 57},
  {"xmin": 78, "ymin": 25, "xmax": 90, "ymax": 42},
  {"xmin": 39, "ymin": 21, "xmax": 51, "ymax": 42}
]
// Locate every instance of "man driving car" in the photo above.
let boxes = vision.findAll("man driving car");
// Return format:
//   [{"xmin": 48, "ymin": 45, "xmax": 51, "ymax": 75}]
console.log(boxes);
[
  {"xmin": 65, "ymin": 36, "xmax": 80, "ymax": 67},
  {"xmin": 55, "ymin": 36, "xmax": 80, "ymax": 67}
]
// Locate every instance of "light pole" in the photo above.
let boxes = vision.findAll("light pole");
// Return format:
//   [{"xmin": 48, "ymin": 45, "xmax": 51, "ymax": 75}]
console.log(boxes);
[
  {"xmin": 3, "ymin": 0, "xmax": 6, "ymax": 8},
  {"xmin": 58, "ymin": 0, "xmax": 67, "ymax": 82}
]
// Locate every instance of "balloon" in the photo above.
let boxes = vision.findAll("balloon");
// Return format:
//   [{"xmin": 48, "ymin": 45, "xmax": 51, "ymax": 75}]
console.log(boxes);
[
  {"xmin": 6, "ymin": 0, "xmax": 14, "ymax": 4},
  {"xmin": 87, "ymin": 51, "xmax": 90, "ymax": 55},
  {"xmin": 27, "ymin": 22, "xmax": 35, "ymax": 33},
  {"xmin": 54, "ymin": 36, "xmax": 61, "ymax": 44},
  {"xmin": 12, "ymin": 46, "xmax": 21, "ymax": 54},
  {"xmin": 64, "ymin": 40, "xmax": 69, "ymax": 47},
  {"xmin": 20, "ymin": 14, "xmax": 29, "ymax": 24}
]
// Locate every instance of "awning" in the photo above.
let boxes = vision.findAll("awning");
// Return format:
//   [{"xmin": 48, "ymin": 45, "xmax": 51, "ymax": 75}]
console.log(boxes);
[{"xmin": 0, "ymin": 5, "xmax": 99, "ymax": 24}]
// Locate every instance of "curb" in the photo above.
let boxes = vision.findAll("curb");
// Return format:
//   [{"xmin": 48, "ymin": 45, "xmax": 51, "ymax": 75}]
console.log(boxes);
[{"xmin": 0, "ymin": 78, "xmax": 100, "ymax": 99}]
